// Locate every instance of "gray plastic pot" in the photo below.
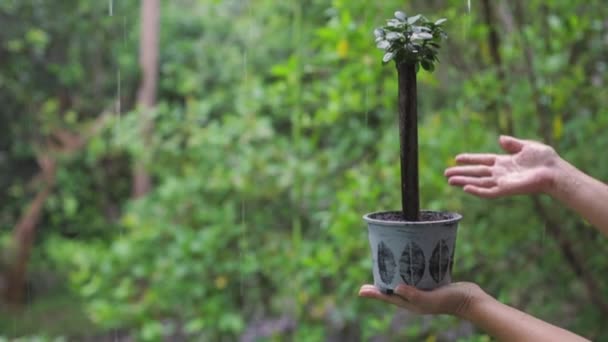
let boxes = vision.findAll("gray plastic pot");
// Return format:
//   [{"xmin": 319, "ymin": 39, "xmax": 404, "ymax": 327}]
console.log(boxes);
[{"xmin": 363, "ymin": 210, "xmax": 462, "ymax": 293}]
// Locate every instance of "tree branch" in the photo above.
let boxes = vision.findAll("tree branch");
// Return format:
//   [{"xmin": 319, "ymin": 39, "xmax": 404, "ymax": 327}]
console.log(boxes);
[
  {"xmin": 508, "ymin": 0, "xmax": 607, "ymax": 318},
  {"xmin": 511, "ymin": 0, "xmax": 552, "ymax": 143},
  {"xmin": 132, "ymin": 0, "xmax": 160, "ymax": 198},
  {"xmin": 3, "ymin": 158, "xmax": 55, "ymax": 306},
  {"xmin": 3, "ymin": 113, "xmax": 111, "ymax": 307},
  {"xmin": 481, "ymin": 0, "xmax": 513, "ymax": 135}
]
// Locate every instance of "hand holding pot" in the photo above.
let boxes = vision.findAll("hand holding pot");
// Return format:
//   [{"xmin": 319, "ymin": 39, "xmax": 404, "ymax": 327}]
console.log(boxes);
[
  {"xmin": 359, "ymin": 282, "xmax": 590, "ymax": 341},
  {"xmin": 444, "ymin": 135, "xmax": 558, "ymax": 198},
  {"xmin": 358, "ymin": 282, "xmax": 485, "ymax": 317}
]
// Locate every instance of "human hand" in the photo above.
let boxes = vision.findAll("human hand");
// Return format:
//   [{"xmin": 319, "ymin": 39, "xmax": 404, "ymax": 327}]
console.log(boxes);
[
  {"xmin": 444, "ymin": 135, "xmax": 559, "ymax": 198},
  {"xmin": 358, "ymin": 282, "xmax": 487, "ymax": 318}
]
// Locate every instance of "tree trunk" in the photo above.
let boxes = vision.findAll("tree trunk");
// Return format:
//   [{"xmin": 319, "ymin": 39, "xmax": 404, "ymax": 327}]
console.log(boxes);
[
  {"xmin": 2, "ymin": 115, "xmax": 109, "ymax": 306},
  {"xmin": 3, "ymin": 157, "xmax": 55, "ymax": 306},
  {"xmin": 508, "ymin": 0, "xmax": 608, "ymax": 319},
  {"xmin": 396, "ymin": 62, "xmax": 419, "ymax": 221},
  {"xmin": 132, "ymin": 0, "xmax": 160, "ymax": 198},
  {"xmin": 510, "ymin": 0, "xmax": 551, "ymax": 145},
  {"xmin": 481, "ymin": 0, "xmax": 514, "ymax": 135}
]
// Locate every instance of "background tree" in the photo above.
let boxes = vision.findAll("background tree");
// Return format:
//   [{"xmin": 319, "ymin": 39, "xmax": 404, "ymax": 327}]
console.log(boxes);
[{"xmin": 132, "ymin": 0, "xmax": 160, "ymax": 198}]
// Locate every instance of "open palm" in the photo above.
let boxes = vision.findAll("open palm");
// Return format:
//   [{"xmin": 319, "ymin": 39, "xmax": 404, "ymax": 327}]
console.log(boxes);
[
  {"xmin": 445, "ymin": 136, "xmax": 558, "ymax": 198},
  {"xmin": 359, "ymin": 282, "xmax": 485, "ymax": 317}
]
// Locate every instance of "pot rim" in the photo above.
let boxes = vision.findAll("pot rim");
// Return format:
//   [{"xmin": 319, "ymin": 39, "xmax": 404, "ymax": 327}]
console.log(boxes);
[{"xmin": 363, "ymin": 210, "xmax": 462, "ymax": 226}]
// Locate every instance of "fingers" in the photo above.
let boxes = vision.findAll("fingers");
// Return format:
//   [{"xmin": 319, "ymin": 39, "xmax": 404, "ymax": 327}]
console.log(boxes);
[
  {"xmin": 394, "ymin": 284, "xmax": 418, "ymax": 302},
  {"xmin": 359, "ymin": 285, "xmax": 409, "ymax": 307},
  {"xmin": 463, "ymin": 185, "xmax": 501, "ymax": 198},
  {"xmin": 453, "ymin": 153, "xmax": 497, "ymax": 166},
  {"xmin": 451, "ymin": 135, "xmax": 527, "ymax": 167},
  {"xmin": 358, "ymin": 284, "xmax": 383, "ymax": 299},
  {"xmin": 444, "ymin": 165, "xmax": 492, "ymax": 178},
  {"xmin": 394, "ymin": 284, "xmax": 435, "ymax": 314},
  {"xmin": 448, "ymin": 176, "xmax": 496, "ymax": 188},
  {"xmin": 499, "ymin": 135, "xmax": 525, "ymax": 154}
]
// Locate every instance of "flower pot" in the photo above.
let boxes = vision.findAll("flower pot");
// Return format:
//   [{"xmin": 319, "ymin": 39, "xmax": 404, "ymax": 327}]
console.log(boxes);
[{"xmin": 363, "ymin": 210, "xmax": 462, "ymax": 293}]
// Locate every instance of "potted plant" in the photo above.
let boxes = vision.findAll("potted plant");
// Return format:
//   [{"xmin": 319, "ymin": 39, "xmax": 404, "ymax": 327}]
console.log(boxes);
[{"xmin": 364, "ymin": 11, "xmax": 461, "ymax": 293}]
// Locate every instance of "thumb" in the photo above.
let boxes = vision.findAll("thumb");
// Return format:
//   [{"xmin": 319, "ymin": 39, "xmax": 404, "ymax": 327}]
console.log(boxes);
[{"xmin": 499, "ymin": 135, "xmax": 525, "ymax": 154}]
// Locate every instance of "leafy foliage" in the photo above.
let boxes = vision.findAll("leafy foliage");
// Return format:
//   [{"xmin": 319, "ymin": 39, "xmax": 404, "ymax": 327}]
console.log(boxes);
[{"xmin": 374, "ymin": 11, "xmax": 447, "ymax": 70}]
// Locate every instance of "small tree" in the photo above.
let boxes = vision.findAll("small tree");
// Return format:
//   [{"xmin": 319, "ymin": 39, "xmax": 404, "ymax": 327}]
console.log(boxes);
[{"xmin": 374, "ymin": 11, "xmax": 447, "ymax": 221}]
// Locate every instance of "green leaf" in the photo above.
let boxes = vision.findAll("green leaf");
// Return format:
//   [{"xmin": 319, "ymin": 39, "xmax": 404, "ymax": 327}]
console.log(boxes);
[
  {"xmin": 435, "ymin": 18, "xmax": 447, "ymax": 25},
  {"xmin": 407, "ymin": 14, "xmax": 422, "ymax": 24},
  {"xmin": 385, "ymin": 32, "xmax": 402, "ymax": 41},
  {"xmin": 421, "ymin": 59, "xmax": 435, "ymax": 71},
  {"xmin": 382, "ymin": 51, "xmax": 395, "ymax": 63},
  {"xmin": 394, "ymin": 11, "xmax": 407, "ymax": 21},
  {"xmin": 412, "ymin": 32, "xmax": 433, "ymax": 40},
  {"xmin": 386, "ymin": 19, "xmax": 402, "ymax": 28},
  {"xmin": 376, "ymin": 40, "xmax": 390, "ymax": 49}
]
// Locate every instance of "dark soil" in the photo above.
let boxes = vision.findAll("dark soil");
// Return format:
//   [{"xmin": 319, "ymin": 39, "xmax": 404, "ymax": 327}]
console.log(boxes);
[{"xmin": 369, "ymin": 211, "xmax": 457, "ymax": 223}]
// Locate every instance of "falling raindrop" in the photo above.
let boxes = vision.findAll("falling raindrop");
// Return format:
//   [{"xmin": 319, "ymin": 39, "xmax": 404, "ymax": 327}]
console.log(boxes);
[
  {"xmin": 116, "ymin": 69, "xmax": 121, "ymax": 116},
  {"xmin": 238, "ymin": 0, "xmax": 254, "ymax": 307},
  {"xmin": 114, "ymin": 67, "xmax": 121, "ymax": 151},
  {"xmin": 463, "ymin": 0, "xmax": 472, "ymax": 39},
  {"xmin": 109, "ymin": 0, "xmax": 113, "ymax": 16},
  {"xmin": 240, "ymin": 200, "xmax": 246, "ymax": 298},
  {"xmin": 365, "ymin": 85, "xmax": 369, "ymax": 127},
  {"xmin": 239, "ymin": 10, "xmax": 247, "ymax": 305},
  {"xmin": 123, "ymin": 16, "xmax": 128, "ymax": 46},
  {"xmin": 364, "ymin": 3, "xmax": 370, "ymax": 128},
  {"xmin": 243, "ymin": 52, "xmax": 248, "ymax": 84}
]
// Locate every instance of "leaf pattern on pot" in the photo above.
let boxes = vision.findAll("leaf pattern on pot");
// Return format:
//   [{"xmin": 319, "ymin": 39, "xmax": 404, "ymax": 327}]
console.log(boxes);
[
  {"xmin": 430, "ymin": 239, "xmax": 450, "ymax": 283},
  {"xmin": 399, "ymin": 242, "xmax": 425, "ymax": 286},
  {"xmin": 377, "ymin": 241, "xmax": 396, "ymax": 284}
]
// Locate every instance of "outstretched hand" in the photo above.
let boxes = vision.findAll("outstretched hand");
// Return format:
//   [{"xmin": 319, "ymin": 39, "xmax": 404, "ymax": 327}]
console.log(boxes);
[
  {"xmin": 358, "ymin": 282, "xmax": 486, "ymax": 318},
  {"xmin": 444, "ymin": 135, "xmax": 559, "ymax": 198}
]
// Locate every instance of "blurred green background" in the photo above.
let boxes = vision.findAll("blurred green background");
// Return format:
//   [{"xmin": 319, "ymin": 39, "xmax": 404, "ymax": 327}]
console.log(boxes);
[{"xmin": 1, "ymin": 0, "xmax": 607, "ymax": 341}]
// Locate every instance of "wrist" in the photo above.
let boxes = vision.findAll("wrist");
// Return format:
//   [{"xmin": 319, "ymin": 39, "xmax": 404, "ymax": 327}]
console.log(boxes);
[
  {"xmin": 544, "ymin": 157, "xmax": 576, "ymax": 201},
  {"xmin": 528, "ymin": 145, "xmax": 562, "ymax": 196},
  {"xmin": 453, "ymin": 284, "xmax": 492, "ymax": 320}
]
